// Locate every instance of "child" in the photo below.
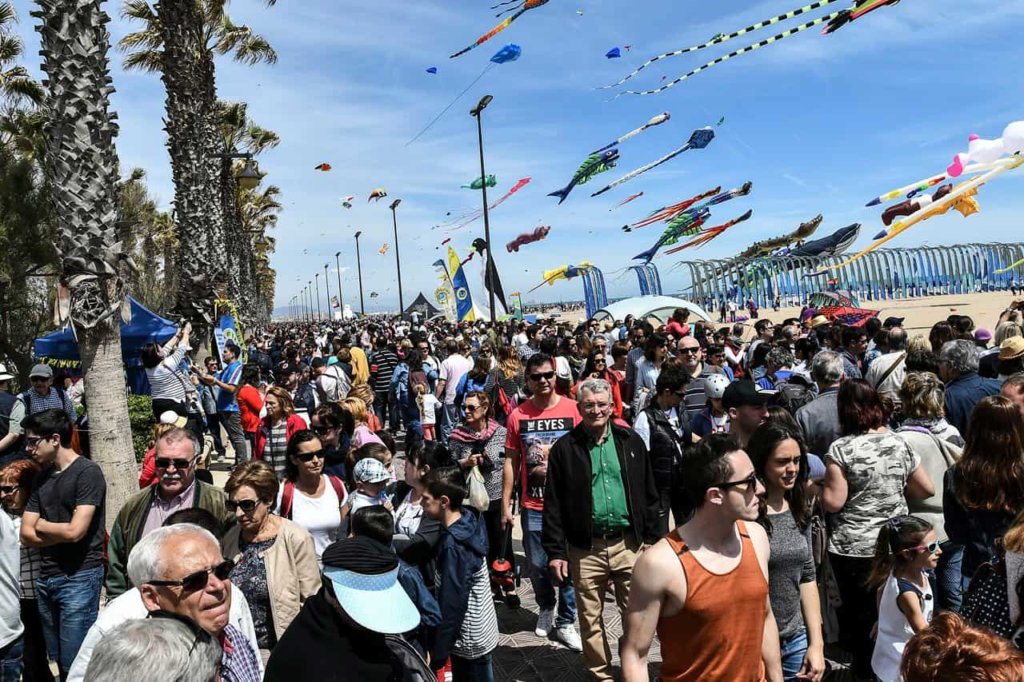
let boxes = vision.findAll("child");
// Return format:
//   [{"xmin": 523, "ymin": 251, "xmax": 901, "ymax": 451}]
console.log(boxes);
[
  {"xmin": 421, "ymin": 466, "xmax": 498, "ymax": 680},
  {"xmin": 416, "ymin": 383, "xmax": 440, "ymax": 441},
  {"xmin": 348, "ymin": 457, "xmax": 393, "ymax": 516},
  {"xmin": 869, "ymin": 515, "xmax": 940, "ymax": 682}
]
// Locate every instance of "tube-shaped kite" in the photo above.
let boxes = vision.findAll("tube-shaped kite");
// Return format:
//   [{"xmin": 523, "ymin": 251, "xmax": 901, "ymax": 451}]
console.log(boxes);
[
  {"xmin": 450, "ymin": 0, "xmax": 549, "ymax": 59},
  {"xmin": 611, "ymin": 192, "xmax": 644, "ymax": 210},
  {"xmin": 591, "ymin": 113, "xmax": 670, "ymax": 154},
  {"xmin": 506, "ymin": 225, "xmax": 551, "ymax": 253},
  {"xmin": 664, "ymin": 209, "xmax": 754, "ymax": 254},
  {"xmin": 623, "ymin": 186, "xmax": 721, "ymax": 231},
  {"xmin": 591, "ymin": 127, "xmax": 715, "ymax": 198}
]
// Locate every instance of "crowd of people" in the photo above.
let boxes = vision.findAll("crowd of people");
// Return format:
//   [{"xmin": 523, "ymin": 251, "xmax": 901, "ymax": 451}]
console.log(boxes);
[{"xmin": 4, "ymin": 300, "xmax": 1024, "ymax": 681}]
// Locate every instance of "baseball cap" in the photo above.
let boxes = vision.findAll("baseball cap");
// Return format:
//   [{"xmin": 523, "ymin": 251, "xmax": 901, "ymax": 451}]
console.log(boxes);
[
  {"xmin": 975, "ymin": 327, "xmax": 993, "ymax": 343},
  {"xmin": 722, "ymin": 381, "xmax": 774, "ymax": 410},
  {"xmin": 29, "ymin": 364, "xmax": 53, "ymax": 379},
  {"xmin": 1000, "ymin": 337, "xmax": 1024, "ymax": 361},
  {"xmin": 882, "ymin": 316, "xmax": 905, "ymax": 328},
  {"xmin": 159, "ymin": 410, "xmax": 188, "ymax": 428},
  {"xmin": 353, "ymin": 458, "xmax": 390, "ymax": 484},
  {"xmin": 0, "ymin": 363, "xmax": 14, "ymax": 382},
  {"xmin": 321, "ymin": 536, "xmax": 419, "ymax": 634}
]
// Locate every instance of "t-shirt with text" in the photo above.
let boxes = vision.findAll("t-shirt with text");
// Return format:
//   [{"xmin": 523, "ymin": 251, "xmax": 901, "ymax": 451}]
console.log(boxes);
[{"xmin": 504, "ymin": 397, "xmax": 580, "ymax": 512}]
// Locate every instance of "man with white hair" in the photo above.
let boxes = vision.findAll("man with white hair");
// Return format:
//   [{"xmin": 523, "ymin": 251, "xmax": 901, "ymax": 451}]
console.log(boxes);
[
  {"xmin": 940, "ymin": 339, "xmax": 1002, "ymax": 438},
  {"xmin": 84, "ymin": 616, "xmax": 221, "ymax": 682},
  {"xmin": 68, "ymin": 522, "xmax": 261, "ymax": 682},
  {"xmin": 542, "ymin": 378, "xmax": 660, "ymax": 681}
]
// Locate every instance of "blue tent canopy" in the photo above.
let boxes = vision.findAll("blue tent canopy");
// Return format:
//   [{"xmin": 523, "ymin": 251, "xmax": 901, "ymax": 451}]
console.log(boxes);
[{"xmin": 34, "ymin": 297, "xmax": 179, "ymax": 395}]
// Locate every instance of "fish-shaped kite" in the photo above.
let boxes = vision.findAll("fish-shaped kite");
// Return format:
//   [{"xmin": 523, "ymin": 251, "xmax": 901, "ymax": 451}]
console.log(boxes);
[
  {"xmin": 592, "ymin": 112, "xmax": 671, "ymax": 154},
  {"xmin": 315, "ymin": 163, "xmax": 332, "ymax": 172},
  {"xmin": 506, "ymin": 225, "xmax": 551, "ymax": 253},
  {"xmin": 368, "ymin": 188, "xmax": 388, "ymax": 202},
  {"xmin": 633, "ymin": 208, "xmax": 712, "ymax": 263},
  {"xmin": 462, "ymin": 175, "xmax": 498, "ymax": 190},
  {"xmin": 548, "ymin": 149, "xmax": 619, "ymax": 204},
  {"xmin": 450, "ymin": 0, "xmax": 550, "ymax": 59},
  {"xmin": 739, "ymin": 215, "xmax": 823, "ymax": 259},
  {"xmin": 623, "ymin": 186, "xmax": 721, "ymax": 231},
  {"xmin": 592, "ymin": 127, "xmax": 715, "ymax": 198},
  {"xmin": 606, "ymin": 48, "xmax": 621, "ymax": 59},
  {"xmin": 664, "ymin": 210, "xmax": 754, "ymax": 254}
]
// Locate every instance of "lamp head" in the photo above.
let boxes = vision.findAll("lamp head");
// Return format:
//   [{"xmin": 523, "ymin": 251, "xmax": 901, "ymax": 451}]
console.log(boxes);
[
  {"xmin": 389, "ymin": 199, "xmax": 402, "ymax": 210},
  {"xmin": 354, "ymin": 231, "xmax": 362, "ymax": 239},
  {"xmin": 235, "ymin": 157, "xmax": 261, "ymax": 190},
  {"xmin": 471, "ymin": 94, "xmax": 493, "ymax": 117}
]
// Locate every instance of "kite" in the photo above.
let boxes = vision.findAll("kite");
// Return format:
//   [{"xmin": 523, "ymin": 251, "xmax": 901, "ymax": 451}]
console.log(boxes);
[
  {"xmin": 506, "ymin": 225, "xmax": 551, "ymax": 253},
  {"xmin": 439, "ymin": 177, "xmax": 532, "ymax": 231},
  {"xmin": 548, "ymin": 149, "xmax": 619, "ymax": 204},
  {"xmin": 624, "ymin": 45, "xmax": 633, "ymax": 51},
  {"xmin": 379, "ymin": 244, "xmax": 390, "ymax": 255},
  {"xmin": 778, "ymin": 223, "xmax": 861, "ymax": 258},
  {"xmin": 426, "ymin": 67, "xmax": 438, "ymax": 74},
  {"xmin": 737, "ymin": 215, "xmax": 824, "ymax": 259},
  {"xmin": 948, "ymin": 121, "xmax": 1024, "ymax": 177},
  {"xmin": 315, "ymin": 163, "xmax": 332, "ymax": 171},
  {"xmin": 606, "ymin": 48, "xmax": 621, "ymax": 59},
  {"xmin": 528, "ymin": 261, "xmax": 595, "ymax": 293},
  {"xmin": 664, "ymin": 210, "xmax": 754, "ymax": 254},
  {"xmin": 368, "ymin": 188, "xmax": 388, "ymax": 202},
  {"xmin": 370, "ymin": 291, "xmax": 379, "ymax": 298},
  {"xmin": 623, "ymin": 186, "xmax": 721, "ymax": 231},
  {"xmin": 631, "ymin": 182, "xmax": 753, "ymax": 261},
  {"xmin": 590, "ymin": 127, "xmax": 715, "ymax": 197},
  {"xmin": 576, "ymin": 9, "xmax": 583, "ymax": 15},
  {"xmin": 717, "ymin": 116, "xmax": 726, "ymax": 126},
  {"xmin": 880, "ymin": 185, "xmax": 954, "ymax": 227},
  {"xmin": 601, "ymin": 0, "xmax": 900, "ymax": 97},
  {"xmin": 341, "ymin": 195, "xmax": 355, "ymax": 209},
  {"xmin": 462, "ymin": 174, "xmax": 498, "ymax": 190},
  {"xmin": 592, "ymin": 112, "xmax": 671, "ymax": 154},
  {"xmin": 611, "ymin": 192, "xmax": 644, "ymax": 210},
  {"xmin": 407, "ymin": 43, "xmax": 522, "ymax": 146},
  {"xmin": 450, "ymin": 0, "xmax": 549, "ymax": 59}
]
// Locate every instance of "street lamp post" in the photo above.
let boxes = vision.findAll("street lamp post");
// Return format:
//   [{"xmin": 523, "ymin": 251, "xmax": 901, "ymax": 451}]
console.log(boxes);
[
  {"xmin": 303, "ymin": 286, "xmax": 309, "ymax": 323},
  {"xmin": 354, "ymin": 231, "xmax": 366, "ymax": 316},
  {"xmin": 300, "ymin": 287, "xmax": 306, "ymax": 322},
  {"xmin": 315, "ymin": 274, "xmax": 322, "ymax": 321},
  {"xmin": 471, "ymin": 94, "xmax": 496, "ymax": 323},
  {"xmin": 389, "ymin": 199, "xmax": 405, "ymax": 317},
  {"xmin": 308, "ymin": 281, "xmax": 314, "ymax": 322},
  {"xmin": 335, "ymin": 251, "xmax": 344, "ymax": 313},
  {"xmin": 323, "ymin": 263, "xmax": 332, "ymax": 322}
]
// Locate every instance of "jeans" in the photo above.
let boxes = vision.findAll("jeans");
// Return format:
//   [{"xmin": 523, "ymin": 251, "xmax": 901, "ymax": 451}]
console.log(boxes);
[
  {"xmin": 521, "ymin": 509, "xmax": 576, "ymax": 627},
  {"xmin": 935, "ymin": 540, "xmax": 964, "ymax": 613},
  {"xmin": 780, "ymin": 628, "xmax": 809, "ymax": 682},
  {"xmin": 0, "ymin": 635, "xmax": 23, "ymax": 682},
  {"xmin": 440, "ymin": 403, "xmax": 460, "ymax": 446},
  {"xmin": 450, "ymin": 652, "xmax": 494, "ymax": 682},
  {"xmin": 220, "ymin": 411, "xmax": 248, "ymax": 463},
  {"xmin": 36, "ymin": 564, "xmax": 104, "ymax": 680}
]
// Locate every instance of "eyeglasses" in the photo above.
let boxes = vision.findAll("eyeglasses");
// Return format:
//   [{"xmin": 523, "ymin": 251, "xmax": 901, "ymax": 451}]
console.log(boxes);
[
  {"xmin": 226, "ymin": 499, "xmax": 260, "ymax": 514},
  {"xmin": 580, "ymin": 402, "xmax": 611, "ymax": 413},
  {"xmin": 678, "ymin": 347, "xmax": 700, "ymax": 355},
  {"xmin": 0, "ymin": 485, "xmax": 19, "ymax": 494},
  {"xmin": 154, "ymin": 456, "xmax": 195, "ymax": 470},
  {"xmin": 147, "ymin": 559, "xmax": 235, "ymax": 592},
  {"xmin": 463, "ymin": 404, "xmax": 484, "ymax": 412},
  {"xmin": 593, "ymin": 359, "xmax": 606, "ymax": 365},
  {"xmin": 529, "ymin": 371, "xmax": 556, "ymax": 381},
  {"xmin": 24, "ymin": 435, "xmax": 49, "ymax": 447},
  {"xmin": 312, "ymin": 425, "xmax": 335, "ymax": 435},
  {"xmin": 713, "ymin": 473, "xmax": 760, "ymax": 493},
  {"xmin": 908, "ymin": 540, "xmax": 941, "ymax": 555},
  {"xmin": 295, "ymin": 449, "xmax": 325, "ymax": 463}
]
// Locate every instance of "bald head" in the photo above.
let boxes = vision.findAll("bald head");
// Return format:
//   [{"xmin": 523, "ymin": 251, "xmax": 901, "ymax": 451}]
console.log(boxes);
[{"xmin": 888, "ymin": 327, "xmax": 907, "ymax": 352}]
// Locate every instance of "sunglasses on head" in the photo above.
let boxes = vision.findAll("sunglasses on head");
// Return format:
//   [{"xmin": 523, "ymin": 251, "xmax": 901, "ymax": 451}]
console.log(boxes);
[
  {"xmin": 147, "ymin": 559, "xmax": 235, "ymax": 593},
  {"xmin": 155, "ymin": 457, "xmax": 194, "ymax": 470},
  {"xmin": 226, "ymin": 499, "xmax": 260, "ymax": 513},
  {"xmin": 529, "ymin": 371, "xmax": 556, "ymax": 381},
  {"xmin": 295, "ymin": 449, "xmax": 325, "ymax": 463}
]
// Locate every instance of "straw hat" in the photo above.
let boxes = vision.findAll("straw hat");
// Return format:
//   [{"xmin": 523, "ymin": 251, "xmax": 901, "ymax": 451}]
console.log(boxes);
[
  {"xmin": 1000, "ymin": 336, "xmax": 1024, "ymax": 360},
  {"xmin": 809, "ymin": 315, "xmax": 830, "ymax": 329}
]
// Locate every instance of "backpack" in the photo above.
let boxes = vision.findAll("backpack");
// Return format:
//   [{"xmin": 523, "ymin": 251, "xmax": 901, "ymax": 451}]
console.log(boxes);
[
  {"xmin": 963, "ymin": 543, "xmax": 1018, "ymax": 639},
  {"xmin": 773, "ymin": 374, "xmax": 816, "ymax": 416},
  {"xmin": 408, "ymin": 369, "xmax": 429, "ymax": 395},
  {"xmin": 279, "ymin": 475, "xmax": 347, "ymax": 519}
]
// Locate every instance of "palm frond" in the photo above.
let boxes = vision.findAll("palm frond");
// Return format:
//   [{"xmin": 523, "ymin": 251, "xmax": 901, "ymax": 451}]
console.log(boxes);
[
  {"xmin": 122, "ymin": 49, "xmax": 164, "ymax": 73},
  {"xmin": 0, "ymin": 3, "xmax": 16, "ymax": 28}
]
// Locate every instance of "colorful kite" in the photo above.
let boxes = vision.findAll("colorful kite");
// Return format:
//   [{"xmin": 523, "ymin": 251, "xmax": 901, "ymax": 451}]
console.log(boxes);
[
  {"xmin": 880, "ymin": 185, "xmax": 953, "ymax": 226},
  {"xmin": 592, "ymin": 112, "xmax": 671, "ymax": 154},
  {"xmin": 506, "ymin": 225, "xmax": 551, "ymax": 253},
  {"xmin": 611, "ymin": 192, "xmax": 644, "ymax": 210},
  {"xmin": 450, "ymin": 0, "xmax": 549, "ymax": 59},
  {"xmin": 606, "ymin": 48, "xmax": 621, "ymax": 59},
  {"xmin": 591, "ymin": 127, "xmax": 715, "ymax": 197},
  {"xmin": 408, "ymin": 44, "xmax": 522, "ymax": 146},
  {"xmin": 462, "ymin": 175, "xmax": 498, "ymax": 190},
  {"xmin": 948, "ymin": 121, "xmax": 1024, "ymax": 177},
  {"xmin": 601, "ymin": 0, "xmax": 901, "ymax": 97},
  {"xmin": 439, "ymin": 177, "xmax": 532, "ymax": 231},
  {"xmin": 341, "ymin": 195, "xmax": 355, "ymax": 209},
  {"xmin": 738, "ymin": 215, "xmax": 823, "ymax": 259},
  {"xmin": 664, "ymin": 209, "xmax": 754, "ymax": 253},
  {"xmin": 633, "ymin": 208, "xmax": 712, "ymax": 263},
  {"xmin": 368, "ymin": 188, "xmax": 388, "ymax": 202},
  {"xmin": 315, "ymin": 163, "xmax": 332, "ymax": 171},
  {"xmin": 528, "ymin": 261, "xmax": 595, "ymax": 293},
  {"xmin": 623, "ymin": 186, "xmax": 721, "ymax": 231},
  {"xmin": 548, "ymin": 149, "xmax": 619, "ymax": 204},
  {"xmin": 379, "ymin": 244, "xmax": 390, "ymax": 255}
]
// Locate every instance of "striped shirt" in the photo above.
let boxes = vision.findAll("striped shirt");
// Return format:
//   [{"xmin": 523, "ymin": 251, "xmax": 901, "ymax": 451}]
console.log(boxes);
[
  {"xmin": 146, "ymin": 345, "xmax": 189, "ymax": 402},
  {"xmin": 264, "ymin": 424, "xmax": 289, "ymax": 480},
  {"xmin": 370, "ymin": 349, "xmax": 400, "ymax": 395},
  {"xmin": 451, "ymin": 561, "xmax": 499, "ymax": 659},
  {"xmin": 9, "ymin": 386, "xmax": 78, "ymax": 435},
  {"xmin": 10, "ymin": 516, "xmax": 41, "ymax": 600}
]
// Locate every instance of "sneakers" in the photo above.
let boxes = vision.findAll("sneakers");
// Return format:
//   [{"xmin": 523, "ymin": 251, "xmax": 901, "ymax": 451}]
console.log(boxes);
[
  {"xmin": 553, "ymin": 624, "xmax": 583, "ymax": 652},
  {"xmin": 534, "ymin": 608, "xmax": 555, "ymax": 637}
]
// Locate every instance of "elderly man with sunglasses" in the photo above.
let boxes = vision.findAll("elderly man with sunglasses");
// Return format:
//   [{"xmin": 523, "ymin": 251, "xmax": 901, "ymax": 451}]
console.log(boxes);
[
  {"xmin": 68, "ymin": 523, "xmax": 261, "ymax": 682},
  {"xmin": 105, "ymin": 428, "xmax": 233, "ymax": 599}
]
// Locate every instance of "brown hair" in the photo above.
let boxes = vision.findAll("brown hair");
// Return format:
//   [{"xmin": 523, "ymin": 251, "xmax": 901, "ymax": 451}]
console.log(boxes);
[
  {"xmin": 899, "ymin": 371, "xmax": 946, "ymax": 421},
  {"xmin": 838, "ymin": 379, "xmax": 887, "ymax": 436},
  {"xmin": 265, "ymin": 386, "xmax": 295, "ymax": 417},
  {"xmin": 497, "ymin": 345, "xmax": 521, "ymax": 380},
  {"xmin": 954, "ymin": 396, "xmax": 1024, "ymax": 513},
  {"xmin": 347, "ymin": 382, "xmax": 374, "ymax": 408},
  {"xmin": 463, "ymin": 390, "xmax": 493, "ymax": 420},
  {"xmin": 901, "ymin": 612, "xmax": 1024, "ymax": 682},
  {"xmin": 340, "ymin": 396, "xmax": 369, "ymax": 426},
  {"xmin": 225, "ymin": 460, "xmax": 279, "ymax": 504}
]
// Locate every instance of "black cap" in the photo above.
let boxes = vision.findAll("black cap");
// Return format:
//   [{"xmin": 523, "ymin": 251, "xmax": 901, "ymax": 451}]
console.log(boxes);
[
  {"xmin": 722, "ymin": 381, "xmax": 773, "ymax": 410},
  {"xmin": 322, "ymin": 535, "xmax": 397, "ymax": 574},
  {"xmin": 882, "ymin": 316, "xmax": 905, "ymax": 328}
]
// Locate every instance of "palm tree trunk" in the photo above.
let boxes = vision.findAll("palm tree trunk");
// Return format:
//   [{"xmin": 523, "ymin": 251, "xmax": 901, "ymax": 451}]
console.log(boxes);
[{"xmin": 35, "ymin": 0, "xmax": 137, "ymax": 529}]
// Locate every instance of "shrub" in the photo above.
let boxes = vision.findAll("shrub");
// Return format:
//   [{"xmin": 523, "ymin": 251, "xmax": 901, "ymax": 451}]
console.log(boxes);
[{"xmin": 127, "ymin": 395, "xmax": 155, "ymax": 462}]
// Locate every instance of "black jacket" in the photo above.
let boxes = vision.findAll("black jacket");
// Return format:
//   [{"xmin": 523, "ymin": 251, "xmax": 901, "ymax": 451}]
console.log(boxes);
[
  {"xmin": 641, "ymin": 405, "xmax": 691, "ymax": 487},
  {"xmin": 542, "ymin": 422, "xmax": 661, "ymax": 560}
]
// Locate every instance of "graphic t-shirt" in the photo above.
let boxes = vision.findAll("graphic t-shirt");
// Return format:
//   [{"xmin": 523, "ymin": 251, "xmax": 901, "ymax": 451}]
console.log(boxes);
[{"xmin": 504, "ymin": 397, "xmax": 580, "ymax": 512}]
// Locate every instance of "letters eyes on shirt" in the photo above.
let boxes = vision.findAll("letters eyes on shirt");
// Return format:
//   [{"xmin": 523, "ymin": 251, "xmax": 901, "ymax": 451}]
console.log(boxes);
[{"xmin": 522, "ymin": 418, "xmax": 573, "ymax": 433}]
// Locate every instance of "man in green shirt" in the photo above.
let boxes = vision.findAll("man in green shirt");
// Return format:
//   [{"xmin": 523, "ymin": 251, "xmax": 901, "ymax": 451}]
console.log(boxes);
[{"xmin": 542, "ymin": 378, "xmax": 660, "ymax": 681}]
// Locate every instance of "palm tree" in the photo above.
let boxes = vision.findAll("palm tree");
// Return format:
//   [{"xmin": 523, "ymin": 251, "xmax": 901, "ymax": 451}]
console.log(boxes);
[
  {"xmin": 119, "ymin": 0, "xmax": 277, "ymax": 333},
  {"xmin": 34, "ymin": 0, "xmax": 138, "ymax": 525},
  {"xmin": 0, "ymin": 2, "xmax": 44, "ymax": 106}
]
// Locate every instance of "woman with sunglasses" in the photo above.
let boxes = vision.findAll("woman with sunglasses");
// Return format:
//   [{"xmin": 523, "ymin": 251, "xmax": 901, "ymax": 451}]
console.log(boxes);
[
  {"xmin": 254, "ymin": 387, "xmax": 306, "ymax": 481},
  {"xmin": 222, "ymin": 461, "xmax": 320, "ymax": 656},
  {"xmin": 275, "ymin": 431, "xmax": 348, "ymax": 565},
  {"xmin": 309, "ymin": 402, "xmax": 354, "ymax": 479},
  {"xmin": 820, "ymin": 380, "xmax": 934, "ymax": 680},
  {"xmin": 570, "ymin": 350, "xmax": 623, "ymax": 420},
  {"xmin": 748, "ymin": 422, "xmax": 825, "ymax": 682}
]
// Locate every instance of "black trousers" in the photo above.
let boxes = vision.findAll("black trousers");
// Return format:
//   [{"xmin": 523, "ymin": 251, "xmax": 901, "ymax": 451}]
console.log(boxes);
[
  {"xmin": 656, "ymin": 486, "xmax": 691, "ymax": 535},
  {"xmin": 21, "ymin": 598, "xmax": 53, "ymax": 682},
  {"xmin": 829, "ymin": 552, "xmax": 876, "ymax": 679}
]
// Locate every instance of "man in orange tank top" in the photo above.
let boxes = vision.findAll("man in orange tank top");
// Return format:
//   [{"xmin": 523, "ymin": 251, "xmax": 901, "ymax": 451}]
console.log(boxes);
[{"xmin": 620, "ymin": 434, "xmax": 784, "ymax": 682}]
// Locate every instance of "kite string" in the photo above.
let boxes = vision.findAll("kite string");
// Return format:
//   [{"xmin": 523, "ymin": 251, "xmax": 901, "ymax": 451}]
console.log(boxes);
[{"xmin": 406, "ymin": 62, "xmax": 496, "ymax": 146}]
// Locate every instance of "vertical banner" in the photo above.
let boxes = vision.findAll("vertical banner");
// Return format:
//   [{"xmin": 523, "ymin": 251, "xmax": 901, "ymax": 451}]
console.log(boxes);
[
  {"xmin": 511, "ymin": 292, "xmax": 524, "ymax": 320},
  {"xmin": 447, "ymin": 247, "xmax": 477, "ymax": 321},
  {"xmin": 213, "ymin": 299, "xmax": 246, "ymax": 363}
]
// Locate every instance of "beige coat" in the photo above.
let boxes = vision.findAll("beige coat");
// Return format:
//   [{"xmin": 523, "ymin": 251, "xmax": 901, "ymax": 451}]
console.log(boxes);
[{"xmin": 222, "ymin": 517, "xmax": 322, "ymax": 641}]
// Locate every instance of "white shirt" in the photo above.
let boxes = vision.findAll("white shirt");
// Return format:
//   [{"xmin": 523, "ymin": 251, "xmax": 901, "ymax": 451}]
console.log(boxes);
[
  {"xmin": 68, "ymin": 585, "xmax": 262, "ymax": 682},
  {"xmin": 275, "ymin": 476, "xmax": 345, "ymax": 564},
  {"xmin": 419, "ymin": 393, "xmax": 440, "ymax": 425},
  {"xmin": 512, "ymin": 332, "xmax": 528, "ymax": 347},
  {"xmin": 0, "ymin": 512, "xmax": 22, "ymax": 649},
  {"xmin": 439, "ymin": 354, "xmax": 473, "ymax": 405}
]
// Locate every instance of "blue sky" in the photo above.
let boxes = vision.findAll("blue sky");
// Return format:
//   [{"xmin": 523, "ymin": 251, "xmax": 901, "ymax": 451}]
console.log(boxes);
[{"xmin": 10, "ymin": 0, "xmax": 1024, "ymax": 314}]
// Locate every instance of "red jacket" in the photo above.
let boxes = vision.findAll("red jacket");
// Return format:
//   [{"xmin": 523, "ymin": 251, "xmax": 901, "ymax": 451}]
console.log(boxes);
[{"xmin": 254, "ymin": 413, "xmax": 307, "ymax": 461}]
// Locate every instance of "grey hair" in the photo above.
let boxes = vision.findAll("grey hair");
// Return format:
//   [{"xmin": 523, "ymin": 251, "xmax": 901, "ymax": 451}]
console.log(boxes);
[
  {"xmin": 577, "ymin": 378, "xmax": 612, "ymax": 402},
  {"xmin": 127, "ymin": 524, "xmax": 220, "ymax": 587},
  {"xmin": 766, "ymin": 347, "xmax": 795, "ymax": 369},
  {"xmin": 157, "ymin": 426, "xmax": 200, "ymax": 457},
  {"xmin": 781, "ymin": 325, "xmax": 799, "ymax": 341},
  {"xmin": 994, "ymin": 321, "xmax": 1023, "ymax": 346},
  {"xmin": 940, "ymin": 339, "xmax": 979, "ymax": 375},
  {"xmin": 810, "ymin": 350, "xmax": 844, "ymax": 385},
  {"xmin": 85, "ymin": 618, "xmax": 221, "ymax": 682}
]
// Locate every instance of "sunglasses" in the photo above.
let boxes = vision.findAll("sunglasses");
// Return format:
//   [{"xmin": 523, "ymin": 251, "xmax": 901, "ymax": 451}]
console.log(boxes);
[
  {"xmin": 593, "ymin": 358, "xmax": 606, "ymax": 364},
  {"xmin": 529, "ymin": 371, "xmax": 556, "ymax": 381},
  {"xmin": 463, "ymin": 404, "xmax": 484, "ymax": 412},
  {"xmin": 312, "ymin": 425, "xmax": 335, "ymax": 435},
  {"xmin": 0, "ymin": 485, "xmax": 19, "ymax": 494},
  {"xmin": 295, "ymin": 449, "xmax": 325, "ymax": 463},
  {"xmin": 714, "ymin": 473, "xmax": 759, "ymax": 493},
  {"xmin": 678, "ymin": 347, "xmax": 700, "ymax": 355},
  {"xmin": 24, "ymin": 435, "xmax": 50, "ymax": 447},
  {"xmin": 908, "ymin": 541, "xmax": 941, "ymax": 555},
  {"xmin": 30, "ymin": 377, "xmax": 49, "ymax": 383},
  {"xmin": 147, "ymin": 559, "xmax": 235, "ymax": 593},
  {"xmin": 226, "ymin": 499, "xmax": 260, "ymax": 514},
  {"xmin": 154, "ymin": 457, "xmax": 195, "ymax": 470}
]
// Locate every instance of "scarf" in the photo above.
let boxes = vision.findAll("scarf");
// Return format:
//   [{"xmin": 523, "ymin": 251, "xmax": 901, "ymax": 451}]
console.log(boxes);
[{"xmin": 449, "ymin": 419, "xmax": 499, "ymax": 445}]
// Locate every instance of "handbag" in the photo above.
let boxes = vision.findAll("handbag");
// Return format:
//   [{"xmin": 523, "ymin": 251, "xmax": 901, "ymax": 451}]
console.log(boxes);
[
  {"xmin": 467, "ymin": 465, "xmax": 490, "ymax": 512},
  {"xmin": 963, "ymin": 541, "xmax": 1017, "ymax": 639}
]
